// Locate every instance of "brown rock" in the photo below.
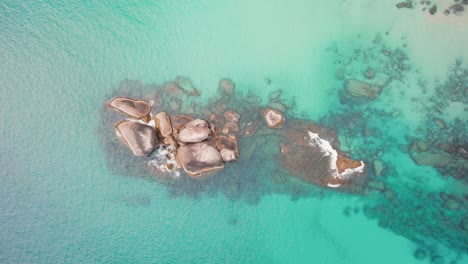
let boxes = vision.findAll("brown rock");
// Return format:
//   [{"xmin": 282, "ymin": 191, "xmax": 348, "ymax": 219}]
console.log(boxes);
[
  {"xmin": 108, "ymin": 97, "xmax": 151, "ymax": 121},
  {"xmin": 115, "ymin": 121, "xmax": 157, "ymax": 156},
  {"xmin": 177, "ymin": 141, "xmax": 225, "ymax": 176},
  {"xmin": 216, "ymin": 135, "xmax": 239, "ymax": 162},
  {"xmin": 343, "ymin": 79, "xmax": 383, "ymax": 101},
  {"xmin": 153, "ymin": 112, "xmax": 172, "ymax": 137},
  {"xmin": 176, "ymin": 119, "xmax": 212, "ymax": 143},
  {"xmin": 263, "ymin": 108, "xmax": 285, "ymax": 128},
  {"xmin": 336, "ymin": 155, "xmax": 362, "ymax": 174}
]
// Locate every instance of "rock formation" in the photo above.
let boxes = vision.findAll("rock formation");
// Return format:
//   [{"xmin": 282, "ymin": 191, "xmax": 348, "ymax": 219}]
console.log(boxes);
[{"xmin": 106, "ymin": 77, "xmax": 365, "ymax": 190}]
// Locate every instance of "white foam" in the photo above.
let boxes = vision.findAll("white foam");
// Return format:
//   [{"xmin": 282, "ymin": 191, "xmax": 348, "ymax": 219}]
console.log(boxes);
[
  {"xmin": 307, "ymin": 131, "xmax": 364, "ymax": 179},
  {"xmin": 148, "ymin": 144, "xmax": 180, "ymax": 177}
]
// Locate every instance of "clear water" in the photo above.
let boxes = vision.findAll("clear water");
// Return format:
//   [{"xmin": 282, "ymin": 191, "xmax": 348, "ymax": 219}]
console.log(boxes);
[{"xmin": 1, "ymin": 0, "xmax": 467, "ymax": 263}]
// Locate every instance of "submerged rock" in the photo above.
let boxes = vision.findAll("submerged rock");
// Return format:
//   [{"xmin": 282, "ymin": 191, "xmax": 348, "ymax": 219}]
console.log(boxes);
[
  {"xmin": 429, "ymin": 4, "xmax": 437, "ymax": 15},
  {"xmin": 174, "ymin": 76, "xmax": 199, "ymax": 96},
  {"xmin": 176, "ymin": 119, "xmax": 212, "ymax": 143},
  {"xmin": 109, "ymin": 97, "xmax": 151, "ymax": 121},
  {"xmin": 219, "ymin": 78, "xmax": 235, "ymax": 95},
  {"xmin": 342, "ymin": 79, "xmax": 383, "ymax": 102},
  {"xmin": 115, "ymin": 121, "xmax": 157, "ymax": 156},
  {"xmin": 373, "ymin": 160, "xmax": 384, "ymax": 176},
  {"xmin": 449, "ymin": 4, "xmax": 465, "ymax": 15},
  {"xmin": 411, "ymin": 151, "xmax": 451, "ymax": 167},
  {"xmin": 177, "ymin": 141, "xmax": 225, "ymax": 176},
  {"xmin": 153, "ymin": 112, "xmax": 172, "ymax": 137},
  {"xmin": 263, "ymin": 108, "xmax": 285, "ymax": 128}
]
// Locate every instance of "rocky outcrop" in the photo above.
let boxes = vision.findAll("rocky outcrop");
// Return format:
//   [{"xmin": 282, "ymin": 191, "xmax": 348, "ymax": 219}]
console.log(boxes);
[
  {"xmin": 342, "ymin": 79, "xmax": 383, "ymax": 102},
  {"xmin": 263, "ymin": 108, "xmax": 285, "ymax": 128},
  {"xmin": 109, "ymin": 97, "xmax": 152, "ymax": 121},
  {"xmin": 176, "ymin": 119, "xmax": 212, "ymax": 143},
  {"xmin": 153, "ymin": 112, "xmax": 172, "ymax": 137},
  {"xmin": 115, "ymin": 121, "xmax": 157, "ymax": 156},
  {"xmin": 177, "ymin": 141, "xmax": 225, "ymax": 176}
]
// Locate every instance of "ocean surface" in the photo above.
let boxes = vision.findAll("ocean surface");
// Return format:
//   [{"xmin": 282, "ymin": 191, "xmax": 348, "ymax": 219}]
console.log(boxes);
[{"xmin": 1, "ymin": 0, "xmax": 467, "ymax": 263}]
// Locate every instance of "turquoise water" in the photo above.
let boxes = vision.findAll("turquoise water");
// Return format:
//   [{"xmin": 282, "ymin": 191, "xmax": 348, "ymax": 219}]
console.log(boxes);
[{"xmin": 1, "ymin": 0, "xmax": 467, "ymax": 263}]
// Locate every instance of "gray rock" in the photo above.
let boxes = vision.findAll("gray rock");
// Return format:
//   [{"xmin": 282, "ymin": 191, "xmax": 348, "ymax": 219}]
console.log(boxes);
[
  {"xmin": 177, "ymin": 141, "xmax": 225, "ymax": 176},
  {"xmin": 115, "ymin": 121, "xmax": 157, "ymax": 156}
]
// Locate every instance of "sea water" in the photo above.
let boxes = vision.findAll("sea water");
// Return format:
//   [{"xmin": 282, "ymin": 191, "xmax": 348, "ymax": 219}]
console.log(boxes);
[{"xmin": 1, "ymin": 0, "xmax": 467, "ymax": 263}]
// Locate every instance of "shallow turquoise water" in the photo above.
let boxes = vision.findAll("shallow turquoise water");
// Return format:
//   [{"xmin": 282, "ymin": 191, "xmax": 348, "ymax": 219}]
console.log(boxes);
[{"xmin": 1, "ymin": 0, "xmax": 467, "ymax": 263}]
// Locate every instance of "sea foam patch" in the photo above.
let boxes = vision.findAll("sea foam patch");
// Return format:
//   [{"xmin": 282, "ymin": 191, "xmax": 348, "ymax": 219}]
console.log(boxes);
[{"xmin": 308, "ymin": 131, "xmax": 364, "ymax": 183}]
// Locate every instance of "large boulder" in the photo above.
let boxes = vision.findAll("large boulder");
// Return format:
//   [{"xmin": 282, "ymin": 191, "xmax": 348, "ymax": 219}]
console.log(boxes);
[
  {"xmin": 153, "ymin": 112, "xmax": 172, "ymax": 137},
  {"xmin": 176, "ymin": 119, "xmax": 212, "ymax": 143},
  {"xmin": 108, "ymin": 97, "xmax": 151, "ymax": 121},
  {"xmin": 263, "ymin": 108, "xmax": 285, "ymax": 128},
  {"xmin": 177, "ymin": 141, "xmax": 225, "ymax": 176},
  {"xmin": 342, "ymin": 79, "xmax": 383, "ymax": 102},
  {"xmin": 115, "ymin": 121, "xmax": 157, "ymax": 156}
]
